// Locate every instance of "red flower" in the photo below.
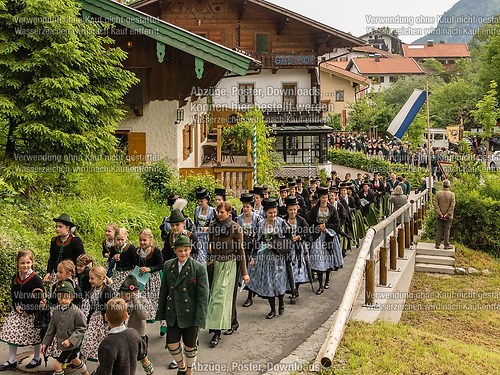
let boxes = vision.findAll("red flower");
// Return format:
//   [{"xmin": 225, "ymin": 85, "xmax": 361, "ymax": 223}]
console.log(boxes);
[{"xmin": 129, "ymin": 285, "xmax": 135, "ymax": 291}]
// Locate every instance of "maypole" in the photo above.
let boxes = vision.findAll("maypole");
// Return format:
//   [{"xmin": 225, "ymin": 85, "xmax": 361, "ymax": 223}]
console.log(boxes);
[{"xmin": 253, "ymin": 122, "xmax": 257, "ymax": 187}]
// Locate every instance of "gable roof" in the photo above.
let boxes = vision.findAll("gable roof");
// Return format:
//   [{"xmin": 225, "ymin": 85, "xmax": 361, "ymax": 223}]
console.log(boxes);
[
  {"xmin": 351, "ymin": 46, "xmax": 403, "ymax": 58},
  {"xmin": 131, "ymin": 0, "xmax": 365, "ymax": 47},
  {"xmin": 76, "ymin": 0, "xmax": 260, "ymax": 76},
  {"xmin": 348, "ymin": 57, "xmax": 424, "ymax": 75},
  {"xmin": 321, "ymin": 62, "xmax": 371, "ymax": 85},
  {"xmin": 402, "ymin": 43, "xmax": 471, "ymax": 59}
]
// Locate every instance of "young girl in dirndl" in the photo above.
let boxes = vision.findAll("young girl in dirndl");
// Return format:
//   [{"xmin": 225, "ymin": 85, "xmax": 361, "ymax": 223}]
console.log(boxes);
[
  {"xmin": 109, "ymin": 228, "xmax": 137, "ymax": 294},
  {"xmin": 102, "ymin": 222, "xmax": 118, "ymax": 278},
  {"xmin": 136, "ymin": 228, "xmax": 163, "ymax": 322},
  {"xmin": 80, "ymin": 266, "xmax": 115, "ymax": 362},
  {"xmin": 0, "ymin": 250, "xmax": 45, "ymax": 371}
]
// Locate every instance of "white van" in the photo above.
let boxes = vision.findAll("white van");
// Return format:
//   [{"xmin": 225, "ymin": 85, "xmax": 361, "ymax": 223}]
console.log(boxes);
[{"xmin": 423, "ymin": 128, "xmax": 449, "ymax": 149}]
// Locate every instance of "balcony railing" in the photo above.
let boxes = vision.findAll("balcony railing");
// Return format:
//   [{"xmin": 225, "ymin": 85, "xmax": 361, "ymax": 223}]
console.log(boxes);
[{"xmin": 263, "ymin": 108, "xmax": 324, "ymax": 125}]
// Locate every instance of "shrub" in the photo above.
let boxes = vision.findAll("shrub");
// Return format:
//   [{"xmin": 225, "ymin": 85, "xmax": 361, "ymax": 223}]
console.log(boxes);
[
  {"xmin": 423, "ymin": 173, "xmax": 500, "ymax": 256},
  {"xmin": 328, "ymin": 148, "xmax": 428, "ymax": 188}
]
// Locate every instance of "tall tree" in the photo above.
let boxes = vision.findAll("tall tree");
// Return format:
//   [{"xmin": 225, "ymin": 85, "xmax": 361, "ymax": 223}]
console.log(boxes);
[
  {"xmin": 0, "ymin": 0, "xmax": 138, "ymax": 160},
  {"xmin": 471, "ymin": 80, "xmax": 499, "ymax": 138}
]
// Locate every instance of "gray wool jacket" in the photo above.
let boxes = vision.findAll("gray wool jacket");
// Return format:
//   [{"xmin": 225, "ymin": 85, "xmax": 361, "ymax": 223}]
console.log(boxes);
[{"xmin": 42, "ymin": 304, "xmax": 86, "ymax": 351}]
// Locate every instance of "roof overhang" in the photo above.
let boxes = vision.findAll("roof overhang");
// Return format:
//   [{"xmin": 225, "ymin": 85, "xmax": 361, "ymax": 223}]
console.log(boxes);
[{"xmin": 76, "ymin": 0, "xmax": 261, "ymax": 76}]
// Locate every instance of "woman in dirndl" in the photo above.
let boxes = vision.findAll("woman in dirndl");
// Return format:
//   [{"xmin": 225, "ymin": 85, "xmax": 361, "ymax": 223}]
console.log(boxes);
[
  {"xmin": 247, "ymin": 198, "xmax": 292, "ymax": 319},
  {"xmin": 79, "ymin": 266, "xmax": 115, "ymax": 362},
  {"xmin": 109, "ymin": 227, "xmax": 137, "ymax": 294},
  {"xmin": 236, "ymin": 193, "xmax": 263, "ymax": 308},
  {"xmin": 306, "ymin": 187, "xmax": 343, "ymax": 295},
  {"xmin": 0, "ymin": 250, "xmax": 45, "ymax": 371},
  {"xmin": 206, "ymin": 202, "xmax": 249, "ymax": 347},
  {"xmin": 136, "ymin": 228, "xmax": 163, "ymax": 322},
  {"xmin": 194, "ymin": 188, "xmax": 217, "ymax": 265},
  {"xmin": 44, "ymin": 214, "xmax": 85, "ymax": 286},
  {"xmin": 284, "ymin": 196, "xmax": 311, "ymax": 302}
]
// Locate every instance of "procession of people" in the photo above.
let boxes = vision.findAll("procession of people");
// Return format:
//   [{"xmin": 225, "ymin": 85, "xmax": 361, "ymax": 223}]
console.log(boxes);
[{"xmin": 0, "ymin": 169, "xmax": 417, "ymax": 374}]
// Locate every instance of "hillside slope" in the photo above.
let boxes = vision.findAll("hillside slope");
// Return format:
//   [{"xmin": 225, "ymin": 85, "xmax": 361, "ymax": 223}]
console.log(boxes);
[{"xmin": 412, "ymin": 0, "xmax": 500, "ymax": 44}]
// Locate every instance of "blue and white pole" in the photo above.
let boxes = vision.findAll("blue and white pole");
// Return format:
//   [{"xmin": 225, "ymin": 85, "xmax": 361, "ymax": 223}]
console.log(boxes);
[
  {"xmin": 308, "ymin": 147, "xmax": 312, "ymax": 179},
  {"xmin": 253, "ymin": 122, "xmax": 257, "ymax": 186}
]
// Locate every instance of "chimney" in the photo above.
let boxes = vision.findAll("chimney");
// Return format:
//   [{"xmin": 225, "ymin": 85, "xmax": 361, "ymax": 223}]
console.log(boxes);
[
  {"xmin": 427, "ymin": 40, "xmax": 434, "ymax": 47},
  {"xmin": 374, "ymin": 53, "xmax": 381, "ymax": 62}
]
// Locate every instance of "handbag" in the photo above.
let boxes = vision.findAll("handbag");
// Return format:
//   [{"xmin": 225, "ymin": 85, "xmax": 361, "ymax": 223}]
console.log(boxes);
[
  {"xmin": 131, "ymin": 266, "xmax": 151, "ymax": 292},
  {"xmin": 270, "ymin": 236, "xmax": 292, "ymax": 255}
]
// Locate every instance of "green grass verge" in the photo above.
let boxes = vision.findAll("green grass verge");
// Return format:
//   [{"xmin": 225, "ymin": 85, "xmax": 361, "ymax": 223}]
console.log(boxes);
[{"xmin": 321, "ymin": 244, "xmax": 500, "ymax": 375}]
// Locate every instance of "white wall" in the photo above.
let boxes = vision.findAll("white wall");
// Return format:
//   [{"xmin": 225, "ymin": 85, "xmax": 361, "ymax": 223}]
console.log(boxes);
[
  {"xmin": 213, "ymin": 69, "xmax": 316, "ymax": 111},
  {"xmin": 118, "ymin": 97, "xmax": 208, "ymax": 169}
]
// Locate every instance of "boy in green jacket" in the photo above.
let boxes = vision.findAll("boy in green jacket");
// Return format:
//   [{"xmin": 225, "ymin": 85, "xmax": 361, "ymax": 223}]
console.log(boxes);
[{"xmin": 156, "ymin": 234, "xmax": 209, "ymax": 375}]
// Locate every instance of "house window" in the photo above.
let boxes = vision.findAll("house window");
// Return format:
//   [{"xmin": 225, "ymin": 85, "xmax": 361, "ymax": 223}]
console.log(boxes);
[
  {"xmin": 238, "ymin": 83, "xmax": 254, "ymax": 105},
  {"xmin": 256, "ymin": 34, "xmax": 269, "ymax": 53},
  {"xmin": 183, "ymin": 124, "xmax": 194, "ymax": 161},
  {"xmin": 282, "ymin": 83, "xmax": 297, "ymax": 110},
  {"xmin": 389, "ymin": 76, "xmax": 399, "ymax": 83},
  {"xmin": 368, "ymin": 76, "xmax": 380, "ymax": 84},
  {"xmin": 335, "ymin": 90, "xmax": 345, "ymax": 102}
]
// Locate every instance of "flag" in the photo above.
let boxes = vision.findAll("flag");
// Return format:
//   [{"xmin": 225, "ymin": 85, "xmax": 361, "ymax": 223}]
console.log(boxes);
[{"xmin": 387, "ymin": 89, "xmax": 428, "ymax": 139}]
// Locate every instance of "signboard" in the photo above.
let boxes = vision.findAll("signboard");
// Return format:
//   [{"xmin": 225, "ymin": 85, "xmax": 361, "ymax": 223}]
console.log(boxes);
[{"xmin": 274, "ymin": 55, "xmax": 316, "ymax": 66}]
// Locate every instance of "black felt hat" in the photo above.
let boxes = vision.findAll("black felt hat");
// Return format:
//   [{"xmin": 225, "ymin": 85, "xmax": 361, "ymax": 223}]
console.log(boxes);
[
  {"xmin": 262, "ymin": 198, "xmax": 278, "ymax": 210},
  {"xmin": 167, "ymin": 194, "xmax": 179, "ymax": 207},
  {"xmin": 284, "ymin": 196, "xmax": 298, "ymax": 206},
  {"xmin": 240, "ymin": 193, "xmax": 254, "ymax": 204},
  {"xmin": 251, "ymin": 186, "xmax": 265, "ymax": 197},
  {"xmin": 214, "ymin": 188, "xmax": 226, "ymax": 198},
  {"xmin": 195, "ymin": 188, "xmax": 210, "ymax": 200},
  {"xmin": 279, "ymin": 185, "xmax": 288, "ymax": 192},
  {"xmin": 317, "ymin": 187, "xmax": 329, "ymax": 196}
]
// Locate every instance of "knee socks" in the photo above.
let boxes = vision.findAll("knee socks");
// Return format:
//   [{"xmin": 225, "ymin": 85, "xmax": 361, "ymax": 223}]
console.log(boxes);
[
  {"xmin": 325, "ymin": 270, "xmax": 331, "ymax": 284},
  {"xmin": 142, "ymin": 361, "xmax": 154, "ymax": 375},
  {"xmin": 33, "ymin": 344, "xmax": 41, "ymax": 361},
  {"xmin": 168, "ymin": 345, "xmax": 184, "ymax": 367},
  {"xmin": 278, "ymin": 295, "xmax": 284, "ymax": 309},
  {"xmin": 7, "ymin": 345, "xmax": 17, "ymax": 364},
  {"xmin": 184, "ymin": 347, "xmax": 198, "ymax": 369},
  {"xmin": 75, "ymin": 361, "xmax": 87, "ymax": 374}
]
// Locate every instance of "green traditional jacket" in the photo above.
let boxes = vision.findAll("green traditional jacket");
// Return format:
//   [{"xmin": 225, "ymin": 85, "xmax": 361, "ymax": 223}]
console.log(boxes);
[{"xmin": 156, "ymin": 257, "xmax": 209, "ymax": 329}]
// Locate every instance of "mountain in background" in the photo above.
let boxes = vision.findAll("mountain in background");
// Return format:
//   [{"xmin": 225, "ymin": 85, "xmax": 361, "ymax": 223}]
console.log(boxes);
[{"xmin": 412, "ymin": 0, "xmax": 500, "ymax": 44}]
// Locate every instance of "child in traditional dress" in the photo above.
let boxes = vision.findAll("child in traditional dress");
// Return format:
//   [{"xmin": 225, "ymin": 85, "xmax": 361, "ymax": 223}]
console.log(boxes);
[
  {"xmin": 103, "ymin": 223, "xmax": 118, "ymax": 277},
  {"xmin": 41, "ymin": 281, "xmax": 88, "ymax": 375},
  {"xmin": 0, "ymin": 250, "xmax": 45, "ymax": 371},
  {"xmin": 48, "ymin": 260, "xmax": 82, "ymax": 308},
  {"xmin": 95, "ymin": 298, "xmax": 153, "ymax": 375},
  {"xmin": 76, "ymin": 254, "xmax": 93, "ymax": 299},
  {"xmin": 136, "ymin": 229, "xmax": 163, "ymax": 322},
  {"xmin": 80, "ymin": 266, "xmax": 115, "ymax": 362},
  {"xmin": 109, "ymin": 228, "xmax": 137, "ymax": 294},
  {"xmin": 119, "ymin": 275, "xmax": 150, "ymax": 346}
]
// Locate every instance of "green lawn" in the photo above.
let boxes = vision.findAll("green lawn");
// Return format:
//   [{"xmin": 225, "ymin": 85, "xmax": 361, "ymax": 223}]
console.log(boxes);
[{"xmin": 321, "ymin": 244, "xmax": 500, "ymax": 375}]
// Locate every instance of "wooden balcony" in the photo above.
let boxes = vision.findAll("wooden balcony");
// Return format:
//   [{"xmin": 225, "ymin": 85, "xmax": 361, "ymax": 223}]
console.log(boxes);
[{"xmin": 263, "ymin": 108, "xmax": 324, "ymax": 125}]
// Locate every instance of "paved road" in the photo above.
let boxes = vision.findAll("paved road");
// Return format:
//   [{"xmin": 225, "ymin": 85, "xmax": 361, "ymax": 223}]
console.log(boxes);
[
  {"xmin": 1, "ymin": 165, "xmax": 366, "ymax": 375},
  {"xmin": 0, "ymin": 250, "xmax": 357, "ymax": 375}
]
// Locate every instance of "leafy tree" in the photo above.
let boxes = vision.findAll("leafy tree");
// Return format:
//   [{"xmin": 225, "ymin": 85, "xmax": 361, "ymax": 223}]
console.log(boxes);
[
  {"xmin": 0, "ymin": 0, "xmax": 138, "ymax": 160},
  {"xmin": 429, "ymin": 79, "xmax": 480, "ymax": 129},
  {"xmin": 471, "ymin": 80, "xmax": 499, "ymax": 138},
  {"xmin": 402, "ymin": 112, "xmax": 426, "ymax": 152},
  {"xmin": 346, "ymin": 93, "xmax": 391, "ymax": 133},
  {"xmin": 469, "ymin": 17, "xmax": 500, "ymax": 100}
]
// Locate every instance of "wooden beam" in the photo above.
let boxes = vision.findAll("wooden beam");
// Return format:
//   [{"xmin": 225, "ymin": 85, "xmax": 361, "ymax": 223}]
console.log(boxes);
[
  {"xmin": 277, "ymin": 16, "xmax": 289, "ymax": 35},
  {"xmin": 237, "ymin": 0, "xmax": 248, "ymax": 20}
]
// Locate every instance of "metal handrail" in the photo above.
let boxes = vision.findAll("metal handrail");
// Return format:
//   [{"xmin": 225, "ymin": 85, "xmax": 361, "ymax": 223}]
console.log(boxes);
[{"xmin": 315, "ymin": 189, "xmax": 429, "ymax": 368}]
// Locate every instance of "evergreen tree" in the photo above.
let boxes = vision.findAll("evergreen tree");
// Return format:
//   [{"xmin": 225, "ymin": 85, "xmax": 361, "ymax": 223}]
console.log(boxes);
[{"xmin": 0, "ymin": 0, "xmax": 138, "ymax": 160}]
